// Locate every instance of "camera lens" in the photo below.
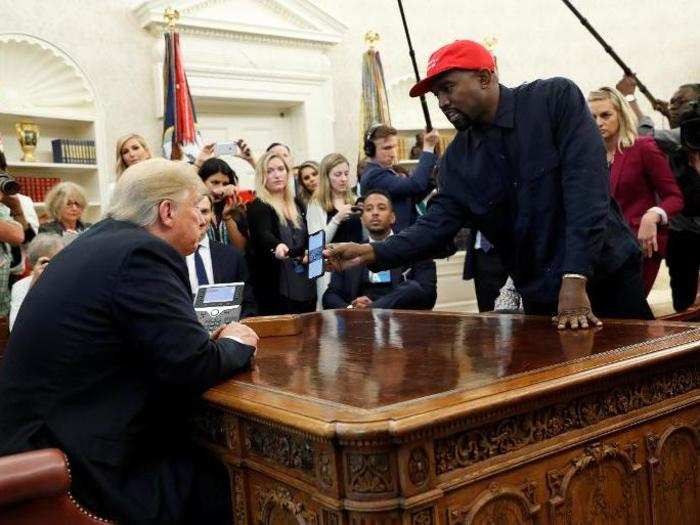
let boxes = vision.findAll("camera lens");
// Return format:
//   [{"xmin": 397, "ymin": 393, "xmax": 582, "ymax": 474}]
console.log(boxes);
[{"xmin": 0, "ymin": 173, "xmax": 20, "ymax": 196}]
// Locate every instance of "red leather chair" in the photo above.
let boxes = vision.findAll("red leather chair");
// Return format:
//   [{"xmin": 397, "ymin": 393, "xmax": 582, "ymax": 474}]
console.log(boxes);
[{"xmin": 0, "ymin": 448, "xmax": 112, "ymax": 524}]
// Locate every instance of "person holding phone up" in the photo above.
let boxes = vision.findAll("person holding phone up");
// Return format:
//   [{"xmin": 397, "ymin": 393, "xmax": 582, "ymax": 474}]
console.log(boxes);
[
  {"xmin": 306, "ymin": 153, "xmax": 363, "ymax": 309},
  {"xmin": 246, "ymin": 151, "xmax": 316, "ymax": 315}
]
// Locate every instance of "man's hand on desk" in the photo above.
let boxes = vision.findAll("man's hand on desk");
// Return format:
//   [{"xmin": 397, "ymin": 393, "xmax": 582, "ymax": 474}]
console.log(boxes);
[
  {"xmin": 213, "ymin": 322, "xmax": 259, "ymax": 354},
  {"xmin": 351, "ymin": 296, "xmax": 373, "ymax": 309},
  {"xmin": 553, "ymin": 276, "xmax": 602, "ymax": 330},
  {"xmin": 324, "ymin": 242, "xmax": 376, "ymax": 272}
]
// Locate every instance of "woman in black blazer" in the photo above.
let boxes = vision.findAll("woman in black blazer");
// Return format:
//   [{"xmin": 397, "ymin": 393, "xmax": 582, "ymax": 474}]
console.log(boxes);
[{"xmin": 246, "ymin": 151, "xmax": 316, "ymax": 315}]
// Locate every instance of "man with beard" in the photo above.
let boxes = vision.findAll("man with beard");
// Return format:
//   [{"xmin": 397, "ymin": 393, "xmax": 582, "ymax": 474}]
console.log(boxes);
[
  {"xmin": 327, "ymin": 39, "xmax": 652, "ymax": 329},
  {"xmin": 322, "ymin": 189, "xmax": 436, "ymax": 310},
  {"xmin": 617, "ymin": 76, "xmax": 700, "ymax": 312}
]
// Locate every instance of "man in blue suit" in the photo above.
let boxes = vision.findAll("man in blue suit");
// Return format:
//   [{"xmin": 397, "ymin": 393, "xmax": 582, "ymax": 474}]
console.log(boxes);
[
  {"xmin": 0, "ymin": 159, "xmax": 258, "ymax": 523},
  {"xmin": 327, "ymin": 40, "xmax": 653, "ymax": 329},
  {"xmin": 360, "ymin": 124, "xmax": 440, "ymax": 232},
  {"xmin": 323, "ymin": 189, "xmax": 436, "ymax": 310},
  {"xmin": 186, "ymin": 194, "xmax": 257, "ymax": 318}
]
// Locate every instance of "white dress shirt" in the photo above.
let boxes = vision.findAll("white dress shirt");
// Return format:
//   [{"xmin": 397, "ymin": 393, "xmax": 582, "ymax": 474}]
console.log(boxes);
[{"xmin": 185, "ymin": 235, "xmax": 214, "ymax": 294}]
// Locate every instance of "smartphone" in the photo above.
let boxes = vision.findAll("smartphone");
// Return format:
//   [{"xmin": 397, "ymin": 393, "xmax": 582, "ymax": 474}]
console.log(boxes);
[
  {"xmin": 237, "ymin": 189, "xmax": 256, "ymax": 204},
  {"xmin": 214, "ymin": 141, "xmax": 240, "ymax": 156},
  {"xmin": 307, "ymin": 229, "xmax": 325, "ymax": 280}
]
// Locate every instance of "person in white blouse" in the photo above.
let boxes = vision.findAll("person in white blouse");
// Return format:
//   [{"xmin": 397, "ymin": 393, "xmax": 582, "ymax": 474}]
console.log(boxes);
[
  {"xmin": 10, "ymin": 233, "xmax": 65, "ymax": 330},
  {"xmin": 305, "ymin": 153, "xmax": 363, "ymax": 309}
]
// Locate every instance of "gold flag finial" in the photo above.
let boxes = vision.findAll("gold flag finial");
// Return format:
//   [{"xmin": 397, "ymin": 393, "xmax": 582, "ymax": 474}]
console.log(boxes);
[
  {"xmin": 365, "ymin": 30, "xmax": 380, "ymax": 49},
  {"xmin": 164, "ymin": 7, "xmax": 180, "ymax": 29},
  {"xmin": 483, "ymin": 36, "xmax": 498, "ymax": 52}
]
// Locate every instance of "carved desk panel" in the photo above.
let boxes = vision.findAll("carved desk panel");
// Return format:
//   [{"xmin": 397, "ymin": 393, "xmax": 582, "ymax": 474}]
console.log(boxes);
[{"xmin": 193, "ymin": 310, "xmax": 700, "ymax": 524}]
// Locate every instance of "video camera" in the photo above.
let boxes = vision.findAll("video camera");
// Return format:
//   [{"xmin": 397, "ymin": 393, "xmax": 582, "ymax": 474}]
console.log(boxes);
[{"xmin": 680, "ymin": 101, "xmax": 700, "ymax": 151}]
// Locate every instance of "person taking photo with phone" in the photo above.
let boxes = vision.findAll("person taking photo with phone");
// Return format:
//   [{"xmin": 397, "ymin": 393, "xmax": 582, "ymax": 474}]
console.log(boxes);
[{"xmin": 306, "ymin": 153, "xmax": 363, "ymax": 309}]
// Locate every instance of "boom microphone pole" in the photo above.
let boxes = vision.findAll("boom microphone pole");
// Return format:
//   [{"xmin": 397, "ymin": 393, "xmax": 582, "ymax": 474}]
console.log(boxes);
[
  {"xmin": 397, "ymin": 0, "xmax": 433, "ymax": 131},
  {"xmin": 561, "ymin": 0, "xmax": 661, "ymax": 110}
]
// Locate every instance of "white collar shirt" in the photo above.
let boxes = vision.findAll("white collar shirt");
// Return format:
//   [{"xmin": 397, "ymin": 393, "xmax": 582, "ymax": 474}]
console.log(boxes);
[{"xmin": 185, "ymin": 235, "xmax": 214, "ymax": 294}]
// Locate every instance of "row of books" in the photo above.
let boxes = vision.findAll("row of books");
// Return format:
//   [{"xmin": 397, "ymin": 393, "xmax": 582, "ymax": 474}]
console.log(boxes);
[
  {"xmin": 13, "ymin": 176, "xmax": 62, "ymax": 203},
  {"xmin": 51, "ymin": 139, "xmax": 96, "ymax": 165}
]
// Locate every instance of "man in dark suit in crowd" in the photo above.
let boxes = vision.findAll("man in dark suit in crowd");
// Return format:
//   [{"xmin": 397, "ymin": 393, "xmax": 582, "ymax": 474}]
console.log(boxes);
[
  {"xmin": 323, "ymin": 189, "xmax": 436, "ymax": 310},
  {"xmin": 327, "ymin": 40, "xmax": 653, "ymax": 329},
  {"xmin": 0, "ymin": 159, "xmax": 258, "ymax": 524},
  {"xmin": 186, "ymin": 194, "xmax": 257, "ymax": 318},
  {"xmin": 617, "ymin": 75, "xmax": 700, "ymax": 311},
  {"xmin": 360, "ymin": 124, "xmax": 440, "ymax": 233}
]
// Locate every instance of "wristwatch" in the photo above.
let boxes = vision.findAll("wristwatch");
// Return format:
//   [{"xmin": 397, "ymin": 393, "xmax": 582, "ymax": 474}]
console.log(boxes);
[{"xmin": 624, "ymin": 94, "xmax": 636, "ymax": 103}]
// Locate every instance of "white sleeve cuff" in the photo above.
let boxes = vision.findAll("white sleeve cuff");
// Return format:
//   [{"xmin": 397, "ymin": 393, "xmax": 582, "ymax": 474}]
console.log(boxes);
[{"xmin": 648, "ymin": 206, "xmax": 668, "ymax": 225}]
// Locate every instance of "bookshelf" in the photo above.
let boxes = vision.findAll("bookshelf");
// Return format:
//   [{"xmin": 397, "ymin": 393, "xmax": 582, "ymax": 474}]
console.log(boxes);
[{"xmin": 0, "ymin": 34, "xmax": 106, "ymax": 224}]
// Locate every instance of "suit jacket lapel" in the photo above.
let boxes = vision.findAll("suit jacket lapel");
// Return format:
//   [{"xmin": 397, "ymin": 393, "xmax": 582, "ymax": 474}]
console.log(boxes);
[
  {"xmin": 610, "ymin": 148, "xmax": 628, "ymax": 197},
  {"xmin": 209, "ymin": 243, "xmax": 221, "ymax": 283}
]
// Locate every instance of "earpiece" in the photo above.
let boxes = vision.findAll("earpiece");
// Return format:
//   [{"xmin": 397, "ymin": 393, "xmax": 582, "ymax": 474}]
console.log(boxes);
[{"xmin": 363, "ymin": 123, "xmax": 382, "ymax": 157}]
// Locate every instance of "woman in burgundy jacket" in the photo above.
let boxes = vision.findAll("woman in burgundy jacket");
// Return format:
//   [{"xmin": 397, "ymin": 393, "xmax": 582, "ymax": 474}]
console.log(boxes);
[{"xmin": 589, "ymin": 87, "xmax": 684, "ymax": 295}]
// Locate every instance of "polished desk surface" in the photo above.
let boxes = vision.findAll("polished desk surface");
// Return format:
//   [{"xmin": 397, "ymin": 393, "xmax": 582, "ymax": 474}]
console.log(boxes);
[{"xmin": 203, "ymin": 310, "xmax": 700, "ymax": 438}]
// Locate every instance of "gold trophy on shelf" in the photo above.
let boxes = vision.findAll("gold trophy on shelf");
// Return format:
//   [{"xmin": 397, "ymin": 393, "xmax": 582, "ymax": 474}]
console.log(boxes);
[{"xmin": 15, "ymin": 121, "xmax": 39, "ymax": 162}]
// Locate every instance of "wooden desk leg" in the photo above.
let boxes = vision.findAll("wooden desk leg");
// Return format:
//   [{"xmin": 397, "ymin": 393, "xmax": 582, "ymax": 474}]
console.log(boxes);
[{"xmin": 227, "ymin": 465, "xmax": 249, "ymax": 525}]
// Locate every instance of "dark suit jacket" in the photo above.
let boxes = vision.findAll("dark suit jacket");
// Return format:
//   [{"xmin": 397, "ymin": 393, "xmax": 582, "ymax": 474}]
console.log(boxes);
[
  {"xmin": 372, "ymin": 78, "xmax": 640, "ymax": 304},
  {"xmin": 610, "ymin": 136, "xmax": 683, "ymax": 255},
  {"xmin": 0, "ymin": 219, "xmax": 254, "ymax": 523},
  {"xmin": 38, "ymin": 219, "xmax": 92, "ymax": 236},
  {"xmin": 246, "ymin": 198, "xmax": 308, "ymax": 314},
  {"xmin": 209, "ymin": 239, "xmax": 258, "ymax": 318},
  {"xmin": 361, "ymin": 151, "xmax": 437, "ymax": 233},
  {"xmin": 323, "ymin": 248, "xmax": 437, "ymax": 310}
]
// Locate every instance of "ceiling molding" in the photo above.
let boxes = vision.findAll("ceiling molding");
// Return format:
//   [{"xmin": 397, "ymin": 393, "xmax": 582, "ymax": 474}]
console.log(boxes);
[{"xmin": 134, "ymin": 0, "xmax": 346, "ymax": 47}]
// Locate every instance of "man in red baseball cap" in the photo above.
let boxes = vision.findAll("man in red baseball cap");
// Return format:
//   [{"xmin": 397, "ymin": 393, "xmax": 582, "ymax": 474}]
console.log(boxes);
[{"xmin": 327, "ymin": 39, "xmax": 653, "ymax": 329}]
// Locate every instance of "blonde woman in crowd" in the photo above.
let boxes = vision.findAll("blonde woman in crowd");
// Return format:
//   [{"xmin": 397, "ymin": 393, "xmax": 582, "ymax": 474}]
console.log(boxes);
[
  {"xmin": 39, "ymin": 182, "xmax": 91, "ymax": 237},
  {"xmin": 588, "ymin": 87, "xmax": 683, "ymax": 294},
  {"xmin": 115, "ymin": 133, "xmax": 152, "ymax": 177},
  {"xmin": 246, "ymin": 151, "xmax": 316, "ymax": 314},
  {"xmin": 306, "ymin": 153, "xmax": 363, "ymax": 308}
]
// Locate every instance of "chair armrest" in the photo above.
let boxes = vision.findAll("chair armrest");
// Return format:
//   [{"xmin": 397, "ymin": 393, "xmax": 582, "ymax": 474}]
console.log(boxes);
[{"xmin": 0, "ymin": 448, "xmax": 70, "ymax": 507}]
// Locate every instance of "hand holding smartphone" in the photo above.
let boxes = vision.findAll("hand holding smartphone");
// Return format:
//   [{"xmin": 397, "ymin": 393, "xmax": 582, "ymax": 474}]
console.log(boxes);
[
  {"xmin": 307, "ymin": 230, "xmax": 325, "ymax": 279},
  {"xmin": 214, "ymin": 141, "xmax": 240, "ymax": 157}
]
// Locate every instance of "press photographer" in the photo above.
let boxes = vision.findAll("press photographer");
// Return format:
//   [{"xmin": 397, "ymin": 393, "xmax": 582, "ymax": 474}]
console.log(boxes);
[{"xmin": 665, "ymin": 102, "xmax": 700, "ymax": 311}]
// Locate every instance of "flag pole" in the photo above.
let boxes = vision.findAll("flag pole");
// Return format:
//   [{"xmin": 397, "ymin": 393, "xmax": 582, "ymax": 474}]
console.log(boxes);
[{"xmin": 396, "ymin": 0, "xmax": 432, "ymax": 131}]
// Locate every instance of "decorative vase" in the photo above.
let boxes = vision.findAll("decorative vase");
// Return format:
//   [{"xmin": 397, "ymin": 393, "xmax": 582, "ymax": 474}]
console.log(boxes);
[{"xmin": 15, "ymin": 121, "xmax": 39, "ymax": 162}]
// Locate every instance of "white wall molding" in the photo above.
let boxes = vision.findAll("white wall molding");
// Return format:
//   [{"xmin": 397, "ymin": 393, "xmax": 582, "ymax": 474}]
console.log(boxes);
[{"xmin": 135, "ymin": 0, "xmax": 346, "ymax": 47}]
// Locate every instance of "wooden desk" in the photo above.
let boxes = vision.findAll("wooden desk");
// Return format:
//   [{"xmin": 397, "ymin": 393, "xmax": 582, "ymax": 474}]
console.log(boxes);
[{"xmin": 193, "ymin": 310, "xmax": 700, "ymax": 525}]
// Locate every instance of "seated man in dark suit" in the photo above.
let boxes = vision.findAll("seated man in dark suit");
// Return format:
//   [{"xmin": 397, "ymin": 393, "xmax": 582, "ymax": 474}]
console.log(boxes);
[
  {"xmin": 323, "ymin": 189, "xmax": 437, "ymax": 310},
  {"xmin": 0, "ymin": 159, "xmax": 259, "ymax": 524},
  {"xmin": 186, "ymin": 194, "xmax": 257, "ymax": 318}
]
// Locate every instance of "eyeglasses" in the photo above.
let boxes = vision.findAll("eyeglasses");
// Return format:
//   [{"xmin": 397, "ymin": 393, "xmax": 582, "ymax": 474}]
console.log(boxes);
[{"xmin": 65, "ymin": 200, "xmax": 84, "ymax": 209}]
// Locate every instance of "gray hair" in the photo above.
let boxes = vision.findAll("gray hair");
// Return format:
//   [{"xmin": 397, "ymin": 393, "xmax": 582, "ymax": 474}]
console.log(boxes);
[
  {"xmin": 45, "ymin": 182, "xmax": 88, "ymax": 221},
  {"xmin": 26, "ymin": 233, "xmax": 65, "ymax": 266},
  {"xmin": 107, "ymin": 158, "xmax": 206, "ymax": 227}
]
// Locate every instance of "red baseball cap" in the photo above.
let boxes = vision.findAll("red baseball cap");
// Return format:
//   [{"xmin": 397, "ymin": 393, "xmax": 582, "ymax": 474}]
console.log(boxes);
[{"xmin": 409, "ymin": 40, "xmax": 495, "ymax": 98}]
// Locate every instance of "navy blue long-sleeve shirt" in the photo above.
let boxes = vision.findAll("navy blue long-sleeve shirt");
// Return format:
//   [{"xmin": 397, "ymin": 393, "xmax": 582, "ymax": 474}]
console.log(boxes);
[
  {"xmin": 372, "ymin": 78, "xmax": 639, "ymax": 304},
  {"xmin": 361, "ymin": 150, "xmax": 437, "ymax": 232}
]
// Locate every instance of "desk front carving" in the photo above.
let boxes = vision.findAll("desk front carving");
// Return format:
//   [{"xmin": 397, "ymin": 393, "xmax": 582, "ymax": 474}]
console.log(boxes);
[{"xmin": 193, "ymin": 311, "xmax": 700, "ymax": 524}]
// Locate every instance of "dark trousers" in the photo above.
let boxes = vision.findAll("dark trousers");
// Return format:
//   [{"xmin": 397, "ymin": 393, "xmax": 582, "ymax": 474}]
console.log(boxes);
[
  {"xmin": 183, "ymin": 451, "xmax": 232, "ymax": 525},
  {"xmin": 472, "ymin": 248, "xmax": 509, "ymax": 312},
  {"xmin": 523, "ymin": 254, "xmax": 654, "ymax": 320},
  {"xmin": 666, "ymin": 229, "xmax": 700, "ymax": 312}
]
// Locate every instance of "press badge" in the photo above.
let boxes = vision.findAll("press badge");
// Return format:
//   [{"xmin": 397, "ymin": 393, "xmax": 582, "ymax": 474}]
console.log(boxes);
[{"xmin": 369, "ymin": 270, "xmax": 391, "ymax": 284}]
